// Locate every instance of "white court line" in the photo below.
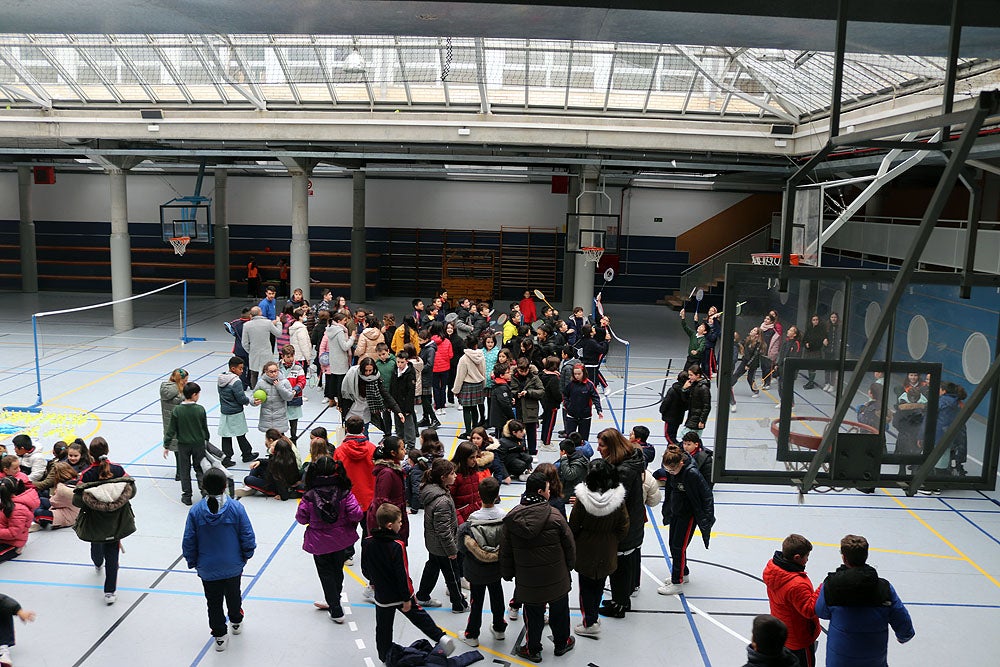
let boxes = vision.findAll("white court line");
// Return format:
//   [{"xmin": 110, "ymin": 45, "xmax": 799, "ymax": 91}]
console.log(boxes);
[
  {"xmin": 356, "ymin": 638, "xmax": 366, "ymax": 649},
  {"xmin": 640, "ymin": 564, "xmax": 749, "ymax": 645},
  {"xmin": 349, "ymin": 621, "xmax": 359, "ymax": 632},
  {"xmin": 364, "ymin": 658, "xmax": 376, "ymax": 667},
  {"xmin": 606, "ymin": 377, "xmax": 672, "ymax": 397}
]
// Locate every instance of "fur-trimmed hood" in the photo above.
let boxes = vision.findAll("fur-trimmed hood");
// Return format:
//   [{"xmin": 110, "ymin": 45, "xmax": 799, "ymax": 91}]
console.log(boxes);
[
  {"xmin": 573, "ymin": 482, "xmax": 625, "ymax": 517},
  {"xmin": 76, "ymin": 477, "xmax": 136, "ymax": 512}
]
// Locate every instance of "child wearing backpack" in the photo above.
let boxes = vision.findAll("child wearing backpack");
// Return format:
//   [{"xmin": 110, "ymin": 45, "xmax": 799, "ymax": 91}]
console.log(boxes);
[
  {"xmin": 295, "ymin": 456, "xmax": 363, "ymax": 623},
  {"xmin": 457, "ymin": 476, "xmax": 507, "ymax": 647}
]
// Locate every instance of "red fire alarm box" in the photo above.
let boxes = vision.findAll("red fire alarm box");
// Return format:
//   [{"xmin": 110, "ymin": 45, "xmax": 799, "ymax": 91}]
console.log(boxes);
[
  {"xmin": 33, "ymin": 166, "xmax": 56, "ymax": 184},
  {"xmin": 551, "ymin": 175, "xmax": 569, "ymax": 194}
]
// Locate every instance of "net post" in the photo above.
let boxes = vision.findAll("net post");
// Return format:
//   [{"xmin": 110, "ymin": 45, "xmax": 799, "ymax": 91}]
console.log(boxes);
[
  {"xmin": 621, "ymin": 340, "xmax": 629, "ymax": 424},
  {"xmin": 3, "ymin": 314, "xmax": 43, "ymax": 412},
  {"xmin": 180, "ymin": 279, "xmax": 206, "ymax": 344}
]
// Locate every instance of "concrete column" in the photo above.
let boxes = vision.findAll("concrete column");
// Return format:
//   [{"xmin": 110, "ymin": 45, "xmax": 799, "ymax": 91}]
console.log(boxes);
[
  {"xmin": 108, "ymin": 168, "xmax": 133, "ymax": 331},
  {"xmin": 17, "ymin": 167, "xmax": 38, "ymax": 293},
  {"xmin": 289, "ymin": 171, "xmax": 311, "ymax": 300},
  {"xmin": 213, "ymin": 170, "xmax": 231, "ymax": 299},
  {"xmin": 562, "ymin": 172, "xmax": 580, "ymax": 307},
  {"xmin": 573, "ymin": 173, "xmax": 598, "ymax": 314},
  {"xmin": 351, "ymin": 170, "xmax": 366, "ymax": 305}
]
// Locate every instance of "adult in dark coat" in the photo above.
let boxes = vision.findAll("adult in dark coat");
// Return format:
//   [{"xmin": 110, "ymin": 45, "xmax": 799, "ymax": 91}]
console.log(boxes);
[
  {"xmin": 658, "ymin": 446, "xmax": 715, "ymax": 596},
  {"xmin": 500, "ymin": 472, "xmax": 576, "ymax": 662},
  {"xmin": 683, "ymin": 365, "xmax": 712, "ymax": 435}
]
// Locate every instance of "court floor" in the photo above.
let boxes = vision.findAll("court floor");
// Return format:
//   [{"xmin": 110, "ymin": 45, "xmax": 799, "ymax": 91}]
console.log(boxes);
[{"xmin": 0, "ymin": 290, "xmax": 996, "ymax": 667}]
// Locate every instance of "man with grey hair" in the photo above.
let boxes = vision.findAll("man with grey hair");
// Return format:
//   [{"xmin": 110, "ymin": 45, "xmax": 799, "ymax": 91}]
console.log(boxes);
[{"xmin": 241, "ymin": 306, "xmax": 281, "ymax": 388}]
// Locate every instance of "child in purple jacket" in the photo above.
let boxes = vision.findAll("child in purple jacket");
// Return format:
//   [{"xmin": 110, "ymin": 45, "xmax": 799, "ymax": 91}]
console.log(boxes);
[{"xmin": 295, "ymin": 456, "xmax": 363, "ymax": 623}]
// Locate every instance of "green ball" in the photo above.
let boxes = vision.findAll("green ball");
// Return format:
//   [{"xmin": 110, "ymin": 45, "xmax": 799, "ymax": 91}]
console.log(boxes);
[{"xmin": 253, "ymin": 389, "xmax": 268, "ymax": 402}]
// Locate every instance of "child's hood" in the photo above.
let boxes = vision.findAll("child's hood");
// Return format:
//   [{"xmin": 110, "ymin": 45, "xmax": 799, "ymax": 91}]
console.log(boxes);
[
  {"xmin": 218, "ymin": 371, "xmax": 240, "ymax": 388},
  {"xmin": 573, "ymin": 482, "xmax": 626, "ymax": 516},
  {"xmin": 338, "ymin": 435, "xmax": 374, "ymax": 460}
]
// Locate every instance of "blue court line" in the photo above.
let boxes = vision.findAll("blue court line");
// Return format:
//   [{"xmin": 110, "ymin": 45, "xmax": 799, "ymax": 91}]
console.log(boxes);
[
  {"xmin": 0, "ymin": 347, "xmax": 126, "ymax": 398},
  {"xmin": 190, "ymin": 519, "xmax": 299, "ymax": 667},
  {"xmin": 128, "ymin": 441, "xmax": 166, "ymax": 465},
  {"xmin": 647, "ymin": 506, "xmax": 712, "ymax": 667},
  {"xmin": 936, "ymin": 498, "xmax": 1000, "ymax": 547},
  {"xmin": 8, "ymin": 557, "xmax": 211, "ymax": 576}
]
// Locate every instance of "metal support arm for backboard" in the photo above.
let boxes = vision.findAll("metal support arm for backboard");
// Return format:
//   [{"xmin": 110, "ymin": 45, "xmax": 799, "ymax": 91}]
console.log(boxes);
[{"xmin": 798, "ymin": 91, "xmax": 999, "ymax": 494}]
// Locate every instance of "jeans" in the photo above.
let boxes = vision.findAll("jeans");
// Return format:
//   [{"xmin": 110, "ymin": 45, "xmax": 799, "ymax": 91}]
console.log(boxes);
[
  {"xmin": 416, "ymin": 553, "xmax": 464, "ymax": 609},
  {"xmin": 523, "ymin": 594, "xmax": 570, "ymax": 653},
  {"xmin": 177, "ymin": 441, "xmax": 207, "ymax": 502},
  {"xmin": 577, "ymin": 573, "xmax": 606, "ymax": 627},
  {"xmin": 92, "ymin": 541, "xmax": 120, "ymax": 593},
  {"xmin": 465, "ymin": 580, "xmax": 506, "ymax": 638},
  {"xmin": 313, "ymin": 549, "xmax": 349, "ymax": 617},
  {"xmin": 202, "ymin": 575, "xmax": 244, "ymax": 637},
  {"xmin": 375, "ymin": 597, "xmax": 443, "ymax": 662}
]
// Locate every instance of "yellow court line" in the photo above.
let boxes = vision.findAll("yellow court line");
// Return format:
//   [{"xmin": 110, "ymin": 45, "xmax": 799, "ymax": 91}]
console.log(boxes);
[
  {"xmin": 344, "ymin": 565, "xmax": 534, "ymax": 667},
  {"xmin": 881, "ymin": 489, "xmax": 1000, "ymax": 589},
  {"xmin": 43, "ymin": 343, "xmax": 183, "ymax": 404},
  {"xmin": 711, "ymin": 531, "xmax": 964, "ymax": 561}
]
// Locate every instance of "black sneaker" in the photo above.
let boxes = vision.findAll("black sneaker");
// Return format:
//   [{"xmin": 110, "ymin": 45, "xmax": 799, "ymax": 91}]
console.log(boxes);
[
  {"xmin": 221, "ymin": 458, "xmax": 236, "ymax": 469},
  {"xmin": 181, "ymin": 496, "xmax": 193, "ymax": 506},
  {"xmin": 553, "ymin": 636, "xmax": 576, "ymax": 656},
  {"xmin": 457, "ymin": 432, "xmax": 470, "ymax": 440},
  {"xmin": 241, "ymin": 452, "xmax": 260, "ymax": 463},
  {"xmin": 514, "ymin": 645, "xmax": 542, "ymax": 663}
]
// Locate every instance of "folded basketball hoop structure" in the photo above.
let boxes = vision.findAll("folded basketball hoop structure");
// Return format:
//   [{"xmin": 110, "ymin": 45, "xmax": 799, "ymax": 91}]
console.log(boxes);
[{"xmin": 751, "ymin": 253, "xmax": 799, "ymax": 266}]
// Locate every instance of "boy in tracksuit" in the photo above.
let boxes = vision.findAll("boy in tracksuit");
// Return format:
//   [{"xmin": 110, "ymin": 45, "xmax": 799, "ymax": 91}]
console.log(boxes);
[{"xmin": 362, "ymin": 502, "xmax": 454, "ymax": 663}]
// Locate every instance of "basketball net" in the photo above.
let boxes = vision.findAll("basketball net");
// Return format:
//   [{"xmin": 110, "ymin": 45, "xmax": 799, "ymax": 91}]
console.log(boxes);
[
  {"xmin": 170, "ymin": 237, "xmax": 191, "ymax": 256},
  {"xmin": 581, "ymin": 246, "xmax": 604, "ymax": 265}
]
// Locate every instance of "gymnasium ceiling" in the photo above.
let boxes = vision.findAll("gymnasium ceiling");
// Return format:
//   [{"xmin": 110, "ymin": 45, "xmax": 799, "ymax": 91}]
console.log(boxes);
[{"xmin": 2, "ymin": 1, "xmax": 1000, "ymax": 189}]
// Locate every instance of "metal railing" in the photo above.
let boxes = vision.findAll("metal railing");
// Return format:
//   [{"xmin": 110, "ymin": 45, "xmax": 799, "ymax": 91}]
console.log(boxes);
[{"xmin": 679, "ymin": 223, "xmax": 773, "ymax": 297}]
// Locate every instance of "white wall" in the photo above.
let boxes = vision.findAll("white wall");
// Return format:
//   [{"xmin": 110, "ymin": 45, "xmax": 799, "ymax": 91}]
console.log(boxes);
[{"xmin": 1, "ymin": 170, "xmax": 750, "ymax": 237}]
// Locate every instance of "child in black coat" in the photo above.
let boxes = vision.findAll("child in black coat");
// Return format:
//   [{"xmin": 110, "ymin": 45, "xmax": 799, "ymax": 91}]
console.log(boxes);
[
  {"xmin": 361, "ymin": 503, "xmax": 455, "ymax": 663},
  {"xmin": 488, "ymin": 363, "xmax": 515, "ymax": 438}
]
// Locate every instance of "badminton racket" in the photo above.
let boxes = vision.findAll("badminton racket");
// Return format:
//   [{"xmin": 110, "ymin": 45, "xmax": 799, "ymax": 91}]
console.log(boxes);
[{"xmin": 533, "ymin": 289, "xmax": 555, "ymax": 312}]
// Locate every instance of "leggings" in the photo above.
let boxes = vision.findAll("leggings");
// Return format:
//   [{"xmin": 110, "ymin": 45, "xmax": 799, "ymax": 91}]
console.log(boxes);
[
  {"xmin": 462, "ymin": 406, "xmax": 478, "ymax": 436},
  {"xmin": 432, "ymin": 372, "xmax": 449, "ymax": 410}
]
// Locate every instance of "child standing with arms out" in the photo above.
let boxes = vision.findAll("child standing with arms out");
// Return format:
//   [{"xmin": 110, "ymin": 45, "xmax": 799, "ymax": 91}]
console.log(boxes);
[
  {"xmin": 457, "ymin": 476, "xmax": 507, "ymax": 647},
  {"xmin": 217, "ymin": 357, "xmax": 260, "ymax": 467},
  {"xmin": 163, "ymin": 382, "xmax": 210, "ymax": 506},
  {"xmin": 362, "ymin": 502, "xmax": 455, "ymax": 664},
  {"xmin": 0, "ymin": 593, "xmax": 35, "ymax": 666},
  {"xmin": 182, "ymin": 468, "xmax": 256, "ymax": 652},
  {"xmin": 296, "ymin": 456, "xmax": 363, "ymax": 623}
]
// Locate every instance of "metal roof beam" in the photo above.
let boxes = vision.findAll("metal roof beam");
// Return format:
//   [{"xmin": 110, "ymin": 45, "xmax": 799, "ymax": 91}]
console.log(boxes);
[
  {"xmin": 225, "ymin": 35, "xmax": 269, "ymax": 108},
  {"xmin": 310, "ymin": 37, "xmax": 339, "ymax": 105},
  {"xmin": 107, "ymin": 36, "xmax": 159, "ymax": 103},
  {"xmin": 270, "ymin": 38, "xmax": 301, "ymax": 104},
  {"xmin": 727, "ymin": 50, "xmax": 804, "ymax": 120},
  {"xmin": 0, "ymin": 47, "xmax": 52, "ymax": 108},
  {"xmin": 437, "ymin": 37, "xmax": 451, "ymax": 107},
  {"xmin": 191, "ymin": 36, "xmax": 231, "ymax": 105},
  {"xmin": 474, "ymin": 37, "xmax": 490, "ymax": 114},
  {"xmin": 394, "ymin": 37, "xmax": 413, "ymax": 106},
  {"xmin": 148, "ymin": 38, "xmax": 194, "ymax": 104},
  {"xmin": 32, "ymin": 40, "xmax": 90, "ymax": 103},
  {"xmin": 66, "ymin": 38, "xmax": 124, "ymax": 103},
  {"xmin": 677, "ymin": 45, "xmax": 795, "ymax": 122}
]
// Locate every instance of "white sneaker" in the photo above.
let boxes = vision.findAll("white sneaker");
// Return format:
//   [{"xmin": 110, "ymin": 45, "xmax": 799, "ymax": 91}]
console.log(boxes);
[
  {"xmin": 657, "ymin": 582, "xmax": 684, "ymax": 596},
  {"xmin": 773, "ymin": 402, "xmax": 782, "ymax": 410},
  {"xmin": 751, "ymin": 391, "xmax": 759, "ymax": 398},
  {"xmin": 461, "ymin": 577, "xmax": 471, "ymax": 591},
  {"xmin": 214, "ymin": 635, "xmax": 229, "ymax": 652},
  {"xmin": 462, "ymin": 635, "xmax": 479, "ymax": 647},
  {"xmin": 490, "ymin": 626, "xmax": 506, "ymax": 640},
  {"xmin": 508, "ymin": 605, "xmax": 520, "ymax": 621},
  {"xmin": 362, "ymin": 584, "xmax": 375, "ymax": 601},
  {"xmin": 824, "ymin": 384, "xmax": 834, "ymax": 392},
  {"xmin": 730, "ymin": 405, "xmax": 737, "ymax": 413},
  {"xmin": 344, "ymin": 558, "xmax": 354, "ymax": 566},
  {"xmin": 574, "ymin": 621, "xmax": 601, "ymax": 638},
  {"xmin": 104, "ymin": 592, "xmax": 117, "ymax": 605},
  {"xmin": 231, "ymin": 621, "xmax": 243, "ymax": 635},
  {"xmin": 0, "ymin": 644, "xmax": 11, "ymax": 666},
  {"xmin": 416, "ymin": 597, "xmax": 442, "ymax": 608}
]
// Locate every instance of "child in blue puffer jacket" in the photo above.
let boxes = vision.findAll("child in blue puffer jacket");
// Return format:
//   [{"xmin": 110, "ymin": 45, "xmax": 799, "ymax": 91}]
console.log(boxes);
[{"xmin": 182, "ymin": 468, "xmax": 257, "ymax": 653}]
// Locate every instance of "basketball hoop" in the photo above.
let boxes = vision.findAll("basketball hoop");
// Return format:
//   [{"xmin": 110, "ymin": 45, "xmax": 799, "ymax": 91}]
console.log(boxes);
[
  {"xmin": 581, "ymin": 246, "xmax": 604, "ymax": 265},
  {"xmin": 751, "ymin": 253, "xmax": 800, "ymax": 266},
  {"xmin": 169, "ymin": 236, "xmax": 191, "ymax": 256}
]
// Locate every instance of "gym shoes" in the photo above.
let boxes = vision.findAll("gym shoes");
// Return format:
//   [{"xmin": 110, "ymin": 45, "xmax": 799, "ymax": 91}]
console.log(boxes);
[
  {"xmin": 574, "ymin": 622, "xmax": 601, "ymax": 638},
  {"xmin": 461, "ymin": 577, "xmax": 471, "ymax": 590},
  {"xmin": 362, "ymin": 584, "xmax": 375, "ymax": 601},
  {"xmin": 231, "ymin": 621, "xmax": 243, "ymax": 635},
  {"xmin": 241, "ymin": 452, "xmax": 260, "ymax": 463},
  {"xmin": 314, "ymin": 601, "xmax": 330, "ymax": 610},
  {"xmin": 462, "ymin": 634, "xmax": 479, "ymax": 647},
  {"xmin": 344, "ymin": 558, "xmax": 354, "ymax": 566},
  {"xmin": 434, "ymin": 636, "xmax": 455, "ymax": 656},
  {"xmin": 331, "ymin": 614, "xmax": 345, "ymax": 624},
  {"xmin": 508, "ymin": 605, "xmax": 520, "ymax": 621},
  {"xmin": 730, "ymin": 405, "xmax": 737, "ymax": 413},
  {"xmin": 104, "ymin": 592, "xmax": 117, "ymax": 605},
  {"xmin": 490, "ymin": 625, "xmax": 507, "ymax": 640},
  {"xmin": 214, "ymin": 635, "xmax": 228, "ymax": 652},
  {"xmin": 0, "ymin": 644, "xmax": 11, "ymax": 667},
  {"xmin": 233, "ymin": 487, "xmax": 254, "ymax": 499},
  {"xmin": 451, "ymin": 598, "xmax": 470, "ymax": 614},
  {"xmin": 514, "ymin": 645, "xmax": 542, "ymax": 663},
  {"xmin": 221, "ymin": 458, "xmax": 236, "ymax": 469},
  {"xmin": 554, "ymin": 636, "xmax": 576, "ymax": 656},
  {"xmin": 417, "ymin": 597, "xmax": 443, "ymax": 608},
  {"xmin": 657, "ymin": 582, "xmax": 684, "ymax": 596}
]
